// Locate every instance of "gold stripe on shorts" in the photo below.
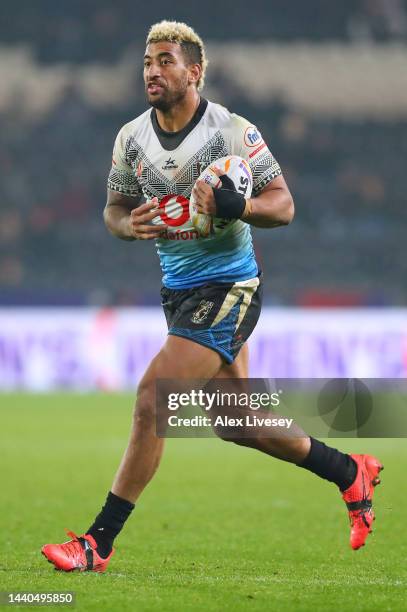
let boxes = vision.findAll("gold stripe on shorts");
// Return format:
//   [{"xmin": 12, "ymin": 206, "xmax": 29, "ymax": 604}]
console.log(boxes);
[{"xmin": 211, "ymin": 277, "xmax": 259, "ymax": 330}]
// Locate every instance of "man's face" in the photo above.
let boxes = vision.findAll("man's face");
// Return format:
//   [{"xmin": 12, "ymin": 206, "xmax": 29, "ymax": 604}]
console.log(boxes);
[{"xmin": 144, "ymin": 42, "xmax": 191, "ymax": 112}]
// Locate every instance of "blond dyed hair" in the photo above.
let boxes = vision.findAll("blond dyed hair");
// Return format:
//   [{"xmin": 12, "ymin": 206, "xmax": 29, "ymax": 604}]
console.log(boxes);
[{"xmin": 146, "ymin": 20, "xmax": 208, "ymax": 91}]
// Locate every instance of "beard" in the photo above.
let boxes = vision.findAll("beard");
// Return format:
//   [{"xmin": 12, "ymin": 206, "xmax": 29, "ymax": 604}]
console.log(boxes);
[{"xmin": 145, "ymin": 76, "xmax": 189, "ymax": 112}]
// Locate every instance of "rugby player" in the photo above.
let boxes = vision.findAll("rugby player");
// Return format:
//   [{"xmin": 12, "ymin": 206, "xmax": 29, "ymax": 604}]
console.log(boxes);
[{"xmin": 42, "ymin": 21, "xmax": 383, "ymax": 572}]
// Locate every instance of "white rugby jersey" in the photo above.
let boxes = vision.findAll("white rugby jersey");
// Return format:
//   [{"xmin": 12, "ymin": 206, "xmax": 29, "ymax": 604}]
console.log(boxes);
[{"xmin": 107, "ymin": 98, "xmax": 282, "ymax": 289}]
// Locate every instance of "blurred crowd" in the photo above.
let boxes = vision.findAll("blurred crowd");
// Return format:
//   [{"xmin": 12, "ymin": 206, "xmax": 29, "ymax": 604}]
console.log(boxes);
[
  {"xmin": 2, "ymin": 0, "xmax": 407, "ymax": 62},
  {"xmin": 0, "ymin": 1, "xmax": 406, "ymax": 306}
]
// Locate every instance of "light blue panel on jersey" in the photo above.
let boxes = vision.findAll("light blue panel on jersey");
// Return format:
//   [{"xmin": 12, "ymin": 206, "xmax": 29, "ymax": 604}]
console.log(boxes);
[{"xmin": 156, "ymin": 220, "xmax": 258, "ymax": 289}]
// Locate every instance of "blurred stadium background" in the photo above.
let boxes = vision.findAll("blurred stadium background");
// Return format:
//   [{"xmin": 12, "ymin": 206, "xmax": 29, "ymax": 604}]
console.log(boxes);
[
  {"xmin": 2, "ymin": 9, "xmax": 406, "ymax": 609},
  {"xmin": 0, "ymin": 0, "xmax": 407, "ymax": 389}
]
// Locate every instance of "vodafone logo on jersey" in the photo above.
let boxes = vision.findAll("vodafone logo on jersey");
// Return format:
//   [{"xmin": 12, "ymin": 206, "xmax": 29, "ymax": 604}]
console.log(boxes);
[
  {"xmin": 160, "ymin": 228, "xmax": 199, "ymax": 241},
  {"xmin": 158, "ymin": 195, "xmax": 190, "ymax": 227},
  {"xmin": 153, "ymin": 194, "xmax": 200, "ymax": 240}
]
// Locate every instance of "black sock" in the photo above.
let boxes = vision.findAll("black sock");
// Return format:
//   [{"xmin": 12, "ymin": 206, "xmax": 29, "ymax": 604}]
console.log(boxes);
[
  {"xmin": 87, "ymin": 492, "xmax": 135, "ymax": 558},
  {"xmin": 298, "ymin": 437, "xmax": 357, "ymax": 491}
]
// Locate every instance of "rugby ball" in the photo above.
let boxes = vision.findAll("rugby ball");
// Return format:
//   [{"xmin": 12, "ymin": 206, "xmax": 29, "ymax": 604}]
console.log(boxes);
[{"xmin": 189, "ymin": 155, "xmax": 253, "ymax": 237}]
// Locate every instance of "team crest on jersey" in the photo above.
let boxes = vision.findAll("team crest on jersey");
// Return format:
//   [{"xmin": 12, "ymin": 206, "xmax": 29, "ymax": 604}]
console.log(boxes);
[
  {"xmin": 196, "ymin": 156, "xmax": 213, "ymax": 175},
  {"xmin": 191, "ymin": 300, "xmax": 214, "ymax": 324}
]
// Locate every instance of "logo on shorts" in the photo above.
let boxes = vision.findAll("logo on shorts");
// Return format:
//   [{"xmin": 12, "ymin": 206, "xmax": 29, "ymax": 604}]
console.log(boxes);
[{"xmin": 191, "ymin": 300, "xmax": 214, "ymax": 324}]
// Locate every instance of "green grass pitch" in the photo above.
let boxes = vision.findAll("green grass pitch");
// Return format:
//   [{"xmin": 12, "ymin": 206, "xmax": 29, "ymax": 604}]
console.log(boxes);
[{"xmin": 1, "ymin": 394, "xmax": 406, "ymax": 611}]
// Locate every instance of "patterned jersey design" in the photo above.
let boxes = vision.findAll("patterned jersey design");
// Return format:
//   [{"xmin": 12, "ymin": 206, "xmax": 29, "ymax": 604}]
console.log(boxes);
[
  {"xmin": 129, "ymin": 131, "xmax": 228, "ymax": 201},
  {"xmin": 107, "ymin": 100, "xmax": 282, "ymax": 289}
]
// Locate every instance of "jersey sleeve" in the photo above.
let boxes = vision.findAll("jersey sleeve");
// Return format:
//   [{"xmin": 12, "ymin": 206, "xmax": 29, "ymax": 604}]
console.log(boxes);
[
  {"xmin": 107, "ymin": 127, "xmax": 142, "ymax": 197},
  {"xmin": 230, "ymin": 115, "xmax": 282, "ymax": 196}
]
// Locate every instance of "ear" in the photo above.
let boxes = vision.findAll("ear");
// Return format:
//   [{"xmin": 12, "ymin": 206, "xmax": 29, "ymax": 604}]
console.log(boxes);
[{"xmin": 188, "ymin": 63, "xmax": 202, "ymax": 87}]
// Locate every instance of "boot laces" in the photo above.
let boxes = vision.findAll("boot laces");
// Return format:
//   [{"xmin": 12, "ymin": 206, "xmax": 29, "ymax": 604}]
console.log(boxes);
[{"xmin": 60, "ymin": 531, "xmax": 86, "ymax": 561}]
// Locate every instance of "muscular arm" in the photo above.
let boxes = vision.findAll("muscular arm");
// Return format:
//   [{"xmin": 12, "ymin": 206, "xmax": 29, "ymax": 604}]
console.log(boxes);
[
  {"xmin": 103, "ymin": 190, "xmax": 164, "ymax": 241},
  {"xmin": 243, "ymin": 175, "xmax": 295, "ymax": 229},
  {"xmin": 104, "ymin": 190, "xmax": 139, "ymax": 240},
  {"xmin": 192, "ymin": 173, "xmax": 294, "ymax": 230}
]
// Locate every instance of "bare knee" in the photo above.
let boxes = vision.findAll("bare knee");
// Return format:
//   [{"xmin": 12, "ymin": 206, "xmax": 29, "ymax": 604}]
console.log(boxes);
[{"xmin": 132, "ymin": 378, "xmax": 156, "ymax": 432}]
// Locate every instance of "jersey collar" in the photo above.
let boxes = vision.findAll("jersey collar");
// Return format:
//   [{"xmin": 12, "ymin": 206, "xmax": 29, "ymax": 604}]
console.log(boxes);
[{"xmin": 150, "ymin": 98, "xmax": 208, "ymax": 151}]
